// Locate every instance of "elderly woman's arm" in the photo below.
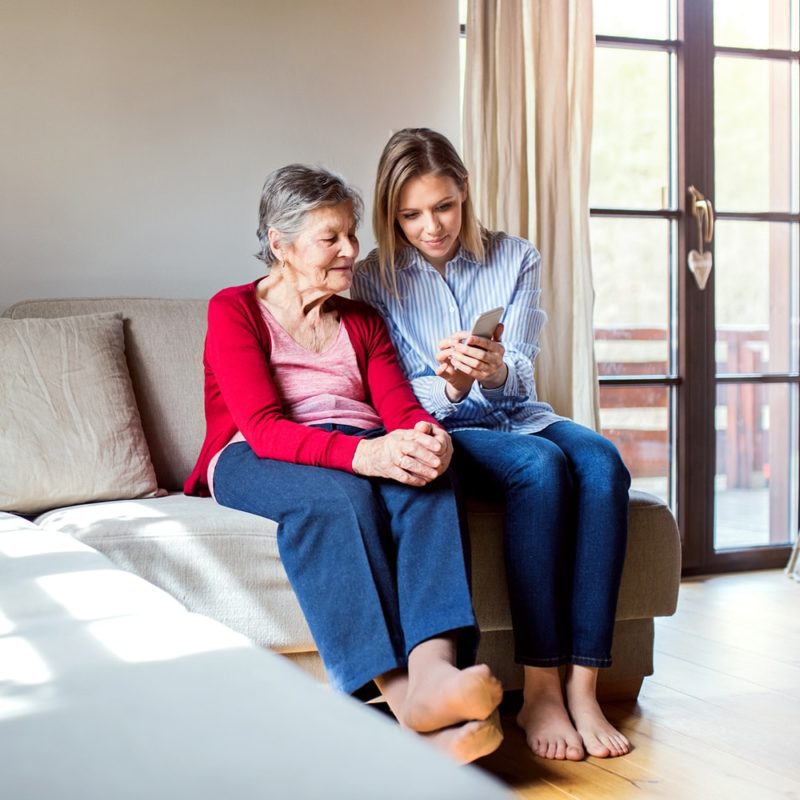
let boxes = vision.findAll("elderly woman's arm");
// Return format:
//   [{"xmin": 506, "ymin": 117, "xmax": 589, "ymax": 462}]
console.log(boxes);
[
  {"xmin": 206, "ymin": 289, "xmax": 450, "ymax": 484},
  {"xmin": 206, "ymin": 292, "xmax": 362, "ymax": 470}
]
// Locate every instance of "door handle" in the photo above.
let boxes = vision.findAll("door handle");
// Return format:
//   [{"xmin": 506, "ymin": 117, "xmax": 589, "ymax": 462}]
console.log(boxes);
[{"xmin": 687, "ymin": 186, "xmax": 714, "ymax": 290}]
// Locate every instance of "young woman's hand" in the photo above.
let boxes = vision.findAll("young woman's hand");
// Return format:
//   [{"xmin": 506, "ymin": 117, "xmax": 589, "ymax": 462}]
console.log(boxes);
[
  {"xmin": 352, "ymin": 421, "xmax": 452, "ymax": 485},
  {"xmin": 436, "ymin": 323, "xmax": 507, "ymax": 400}
]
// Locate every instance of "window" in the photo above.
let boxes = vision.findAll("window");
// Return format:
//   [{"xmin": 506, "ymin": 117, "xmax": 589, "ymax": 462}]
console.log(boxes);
[{"xmin": 592, "ymin": 0, "xmax": 800, "ymax": 572}]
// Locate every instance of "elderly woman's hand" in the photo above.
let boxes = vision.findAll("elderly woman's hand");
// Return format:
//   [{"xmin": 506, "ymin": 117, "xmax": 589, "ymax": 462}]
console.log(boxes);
[{"xmin": 352, "ymin": 421, "xmax": 452, "ymax": 485}]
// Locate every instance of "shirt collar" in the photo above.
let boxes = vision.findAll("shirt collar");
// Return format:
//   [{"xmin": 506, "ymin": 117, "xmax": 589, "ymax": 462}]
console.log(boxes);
[{"xmin": 397, "ymin": 244, "xmax": 483, "ymax": 272}]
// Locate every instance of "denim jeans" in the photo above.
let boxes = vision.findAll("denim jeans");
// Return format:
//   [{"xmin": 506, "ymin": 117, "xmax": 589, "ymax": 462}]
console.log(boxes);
[
  {"xmin": 452, "ymin": 420, "xmax": 631, "ymax": 668},
  {"xmin": 212, "ymin": 429, "xmax": 477, "ymax": 695}
]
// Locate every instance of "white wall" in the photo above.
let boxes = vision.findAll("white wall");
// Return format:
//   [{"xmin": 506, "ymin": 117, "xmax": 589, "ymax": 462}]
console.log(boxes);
[{"xmin": 0, "ymin": 0, "xmax": 460, "ymax": 310}]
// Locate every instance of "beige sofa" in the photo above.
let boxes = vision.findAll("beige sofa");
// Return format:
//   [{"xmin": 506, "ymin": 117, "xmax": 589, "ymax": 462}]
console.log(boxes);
[{"xmin": 4, "ymin": 297, "xmax": 682, "ymax": 701}]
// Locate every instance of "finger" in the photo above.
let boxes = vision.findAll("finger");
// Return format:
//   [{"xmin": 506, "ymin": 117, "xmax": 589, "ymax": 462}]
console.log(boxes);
[
  {"xmin": 462, "ymin": 334, "xmax": 492, "ymax": 350},
  {"xmin": 492, "ymin": 322, "xmax": 504, "ymax": 342},
  {"xmin": 405, "ymin": 427, "xmax": 443, "ymax": 448},
  {"xmin": 414, "ymin": 420, "xmax": 433, "ymax": 434},
  {"xmin": 437, "ymin": 363, "xmax": 460, "ymax": 380},
  {"xmin": 487, "ymin": 340, "xmax": 505, "ymax": 359},
  {"xmin": 403, "ymin": 440, "xmax": 442, "ymax": 464},
  {"xmin": 462, "ymin": 341, "xmax": 503, "ymax": 364},
  {"xmin": 435, "ymin": 349, "xmax": 454, "ymax": 365},
  {"xmin": 438, "ymin": 335, "xmax": 460, "ymax": 352},
  {"xmin": 452, "ymin": 348, "xmax": 502, "ymax": 376},
  {"xmin": 449, "ymin": 352, "xmax": 485, "ymax": 374},
  {"xmin": 431, "ymin": 427, "xmax": 451, "ymax": 448},
  {"xmin": 389, "ymin": 466, "xmax": 427, "ymax": 486},
  {"xmin": 399, "ymin": 454, "xmax": 439, "ymax": 480}
]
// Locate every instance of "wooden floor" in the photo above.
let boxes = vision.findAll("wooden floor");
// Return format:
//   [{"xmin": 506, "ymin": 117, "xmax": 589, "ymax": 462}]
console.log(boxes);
[{"xmin": 474, "ymin": 569, "xmax": 800, "ymax": 799}]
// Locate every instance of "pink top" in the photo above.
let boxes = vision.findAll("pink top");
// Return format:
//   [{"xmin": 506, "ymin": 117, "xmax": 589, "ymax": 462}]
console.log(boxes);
[
  {"xmin": 258, "ymin": 304, "xmax": 383, "ymax": 429},
  {"xmin": 207, "ymin": 302, "xmax": 382, "ymax": 495}
]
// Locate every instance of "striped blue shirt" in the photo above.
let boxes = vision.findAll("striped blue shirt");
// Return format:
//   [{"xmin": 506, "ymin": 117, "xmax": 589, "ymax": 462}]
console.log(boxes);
[{"xmin": 352, "ymin": 231, "xmax": 563, "ymax": 433}]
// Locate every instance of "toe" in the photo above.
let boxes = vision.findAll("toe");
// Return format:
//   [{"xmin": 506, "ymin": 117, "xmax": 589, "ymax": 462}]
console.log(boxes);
[
  {"xmin": 585, "ymin": 735, "xmax": 611, "ymax": 758},
  {"xmin": 613, "ymin": 735, "xmax": 631, "ymax": 755},
  {"xmin": 566, "ymin": 745, "xmax": 584, "ymax": 761}
]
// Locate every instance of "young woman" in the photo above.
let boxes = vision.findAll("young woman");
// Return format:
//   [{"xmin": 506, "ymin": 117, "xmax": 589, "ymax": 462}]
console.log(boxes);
[
  {"xmin": 352, "ymin": 128, "xmax": 632, "ymax": 761},
  {"xmin": 185, "ymin": 164, "xmax": 503, "ymax": 763}
]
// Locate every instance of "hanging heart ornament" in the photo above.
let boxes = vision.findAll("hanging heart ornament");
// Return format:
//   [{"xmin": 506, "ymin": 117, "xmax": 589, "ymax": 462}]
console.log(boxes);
[{"xmin": 688, "ymin": 249, "xmax": 712, "ymax": 290}]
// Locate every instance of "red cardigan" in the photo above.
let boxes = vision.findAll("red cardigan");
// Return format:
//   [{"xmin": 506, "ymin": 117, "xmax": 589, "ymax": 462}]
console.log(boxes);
[{"xmin": 184, "ymin": 280, "xmax": 439, "ymax": 496}]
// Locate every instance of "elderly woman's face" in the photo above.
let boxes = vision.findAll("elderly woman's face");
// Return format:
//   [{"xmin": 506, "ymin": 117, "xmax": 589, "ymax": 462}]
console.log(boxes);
[{"xmin": 275, "ymin": 202, "xmax": 359, "ymax": 295}]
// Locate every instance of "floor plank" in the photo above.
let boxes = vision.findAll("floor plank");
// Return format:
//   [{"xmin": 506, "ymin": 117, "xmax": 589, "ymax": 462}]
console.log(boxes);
[{"xmin": 475, "ymin": 570, "xmax": 800, "ymax": 799}]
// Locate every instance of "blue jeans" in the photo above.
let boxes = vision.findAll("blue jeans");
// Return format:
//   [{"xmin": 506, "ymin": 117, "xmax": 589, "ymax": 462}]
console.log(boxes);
[
  {"xmin": 452, "ymin": 421, "xmax": 630, "ymax": 668},
  {"xmin": 212, "ymin": 430, "xmax": 478, "ymax": 695}
]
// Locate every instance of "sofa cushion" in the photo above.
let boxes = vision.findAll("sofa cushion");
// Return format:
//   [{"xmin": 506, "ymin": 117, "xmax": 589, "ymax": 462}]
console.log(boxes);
[
  {"xmin": 35, "ymin": 494, "xmax": 315, "ymax": 653},
  {"xmin": 4, "ymin": 298, "xmax": 208, "ymax": 492},
  {"xmin": 0, "ymin": 312, "xmax": 160, "ymax": 514}
]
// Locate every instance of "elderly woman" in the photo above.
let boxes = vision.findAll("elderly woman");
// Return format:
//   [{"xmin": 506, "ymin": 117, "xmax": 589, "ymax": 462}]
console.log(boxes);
[{"xmin": 184, "ymin": 164, "xmax": 502, "ymax": 763}]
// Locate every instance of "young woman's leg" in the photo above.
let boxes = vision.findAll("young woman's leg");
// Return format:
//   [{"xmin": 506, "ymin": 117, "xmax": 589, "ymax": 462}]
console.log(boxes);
[
  {"xmin": 451, "ymin": 429, "xmax": 584, "ymax": 760},
  {"xmin": 535, "ymin": 420, "xmax": 631, "ymax": 757}
]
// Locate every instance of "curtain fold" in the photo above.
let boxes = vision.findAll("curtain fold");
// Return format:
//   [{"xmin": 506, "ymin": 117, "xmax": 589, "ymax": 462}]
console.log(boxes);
[{"xmin": 463, "ymin": 0, "xmax": 600, "ymax": 429}]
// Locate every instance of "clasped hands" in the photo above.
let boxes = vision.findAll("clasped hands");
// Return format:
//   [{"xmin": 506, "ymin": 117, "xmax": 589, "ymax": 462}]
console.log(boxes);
[
  {"xmin": 352, "ymin": 421, "xmax": 453, "ymax": 486},
  {"xmin": 436, "ymin": 324, "xmax": 506, "ymax": 402}
]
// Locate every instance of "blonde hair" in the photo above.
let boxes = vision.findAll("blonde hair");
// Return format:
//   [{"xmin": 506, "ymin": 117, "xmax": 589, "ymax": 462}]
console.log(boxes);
[{"xmin": 371, "ymin": 128, "xmax": 485, "ymax": 294}]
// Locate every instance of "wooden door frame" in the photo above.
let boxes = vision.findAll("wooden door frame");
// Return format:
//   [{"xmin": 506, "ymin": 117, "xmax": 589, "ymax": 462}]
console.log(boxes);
[{"xmin": 677, "ymin": 0, "xmax": 797, "ymax": 574}]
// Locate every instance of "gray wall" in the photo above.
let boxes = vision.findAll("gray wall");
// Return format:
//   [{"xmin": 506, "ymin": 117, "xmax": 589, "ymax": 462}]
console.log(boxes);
[{"xmin": 0, "ymin": 1, "xmax": 460, "ymax": 310}]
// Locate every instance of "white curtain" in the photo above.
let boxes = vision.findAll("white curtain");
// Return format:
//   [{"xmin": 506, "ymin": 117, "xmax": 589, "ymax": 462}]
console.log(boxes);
[{"xmin": 463, "ymin": 0, "xmax": 600, "ymax": 429}]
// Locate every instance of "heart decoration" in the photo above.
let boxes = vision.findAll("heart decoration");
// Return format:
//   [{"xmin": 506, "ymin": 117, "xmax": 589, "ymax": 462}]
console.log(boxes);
[{"xmin": 688, "ymin": 249, "xmax": 712, "ymax": 290}]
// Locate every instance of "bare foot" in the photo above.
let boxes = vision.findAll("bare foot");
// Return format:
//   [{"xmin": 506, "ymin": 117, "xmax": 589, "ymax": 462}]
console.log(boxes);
[
  {"xmin": 565, "ymin": 667, "xmax": 630, "ymax": 758},
  {"xmin": 566, "ymin": 694, "xmax": 630, "ymax": 757},
  {"xmin": 423, "ymin": 710, "xmax": 504, "ymax": 764},
  {"xmin": 517, "ymin": 666, "xmax": 584, "ymax": 760},
  {"xmin": 403, "ymin": 662, "xmax": 503, "ymax": 733}
]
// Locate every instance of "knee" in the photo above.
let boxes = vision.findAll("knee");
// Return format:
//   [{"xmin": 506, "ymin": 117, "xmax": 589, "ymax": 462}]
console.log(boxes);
[
  {"xmin": 507, "ymin": 444, "xmax": 572, "ymax": 496},
  {"xmin": 582, "ymin": 437, "xmax": 631, "ymax": 492},
  {"xmin": 301, "ymin": 472, "xmax": 378, "ymax": 527}
]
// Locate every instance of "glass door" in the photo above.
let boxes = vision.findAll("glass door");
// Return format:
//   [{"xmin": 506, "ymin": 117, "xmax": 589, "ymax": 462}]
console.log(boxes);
[{"xmin": 591, "ymin": 0, "xmax": 800, "ymax": 573}]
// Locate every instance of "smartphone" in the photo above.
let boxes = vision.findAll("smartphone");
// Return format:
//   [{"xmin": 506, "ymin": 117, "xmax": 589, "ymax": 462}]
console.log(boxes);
[{"xmin": 469, "ymin": 306, "xmax": 504, "ymax": 339}]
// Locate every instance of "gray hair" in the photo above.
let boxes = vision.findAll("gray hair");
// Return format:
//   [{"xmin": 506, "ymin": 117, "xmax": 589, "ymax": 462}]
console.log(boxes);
[{"xmin": 255, "ymin": 164, "xmax": 364, "ymax": 267}]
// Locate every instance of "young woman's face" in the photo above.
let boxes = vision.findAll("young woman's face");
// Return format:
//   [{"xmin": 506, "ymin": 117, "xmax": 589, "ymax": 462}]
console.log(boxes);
[
  {"xmin": 395, "ymin": 173, "xmax": 466, "ymax": 270},
  {"xmin": 273, "ymin": 202, "xmax": 359, "ymax": 295}
]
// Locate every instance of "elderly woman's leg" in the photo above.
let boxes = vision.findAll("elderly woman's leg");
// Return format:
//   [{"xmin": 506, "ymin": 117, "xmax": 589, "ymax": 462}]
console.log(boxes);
[
  {"xmin": 214, "ymin": 443, "xmax": 406, "ymax": 692},
  {"xmin": 214, "ymin": 443, "xmax": 501, "ymax": 762},
  {"xmin": 371, "ymin": 476, "xmax": 501, "ymax": 730},
  {"xmin": 214, "ymin": 443, "xmax": 483, "ymax": 693},
  {"xmin": 375, "ymin": 639, "xmax": 503, "ymax": 764}
]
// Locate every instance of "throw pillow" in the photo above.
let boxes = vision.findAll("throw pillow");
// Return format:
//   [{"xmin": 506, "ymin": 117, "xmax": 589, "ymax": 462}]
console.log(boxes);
[{"xmin": 0, "ymin": 312, "xmax": 161, "ymax": 514}]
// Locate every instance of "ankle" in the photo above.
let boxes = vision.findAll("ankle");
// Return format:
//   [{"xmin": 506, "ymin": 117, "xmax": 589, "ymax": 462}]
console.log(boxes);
[{"xmin": 523, "ymin": 666, "xmax": 563, "ymax": 701}]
